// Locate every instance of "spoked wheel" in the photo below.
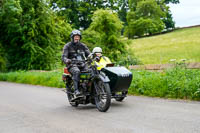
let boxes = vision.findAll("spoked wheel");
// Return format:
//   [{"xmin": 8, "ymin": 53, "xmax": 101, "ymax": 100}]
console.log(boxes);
[
  {"xmin": 66, "ymin": 83, "xmax": 79, "ymax": 107},
  {"xmin": 94, "ymin": 79, "xmax": 111, "ymax": 112},
  {"xmin": 67, "ymin": 92, "xmax": 79, "ymax": 107}
]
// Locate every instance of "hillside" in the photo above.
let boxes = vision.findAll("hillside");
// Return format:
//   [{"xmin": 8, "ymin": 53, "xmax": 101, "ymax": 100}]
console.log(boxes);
[{"xmin": 129, "ymin": 27, "xmax": 200, "ymax": 64}]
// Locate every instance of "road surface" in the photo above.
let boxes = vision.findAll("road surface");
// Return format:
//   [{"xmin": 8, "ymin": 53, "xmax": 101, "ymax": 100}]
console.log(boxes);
[{"xmin": 0, "ymin": 81, "xmax": 200, "ymax": 133}]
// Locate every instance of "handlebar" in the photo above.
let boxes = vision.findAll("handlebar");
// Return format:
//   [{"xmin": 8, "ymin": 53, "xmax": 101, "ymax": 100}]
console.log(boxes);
[
  {"xmin": 71, "ymin": 59, "xmax": 85, "ymax": 62},
  {"xmin": 69, "ymin": 53, "xmax": 96, "ymax": 65}
]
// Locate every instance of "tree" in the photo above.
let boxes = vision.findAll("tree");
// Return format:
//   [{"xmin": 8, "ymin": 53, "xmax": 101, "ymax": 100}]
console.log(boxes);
[
  {"xmin": 0, "ymin": 43, "xmax": 6, "ymax": 72},
  {"xmin": 162, "ymin": 10, "xmax": 175, "ymax": 30},
  {"xmin": 128, "ymin": 0, "xmax": 141, "ymax": 11},
  {"xmin": 50, "ymin": 0, "xmax": 129, "ymax": 30},
  {"xmin": 161, "ymin": 0, "xmax": 179, "ymax": 29},
  {"xmin": 164, "ymin": 0, "xmax": 179, "ymax": 4},
  {"xmin": 84, "ymin": 9, "xmax": 126, "ymax": 61},
  {"xmin": 50, "ymin": 0, "xmax": 106, "ymax": 29},
  {"xmin": 0, "ymin": 0, "xmax": 72, "ymax": 70},
  {"xmin": 50, "ymin": 0, "xmax": 179, "ymax": 31},
  {"xmin": 117, "ymin": 0, "xmax": 129, "ymax": 33},
  {"xmin": 125, "ymin": 0, "xmax": 165, "ymax": 38}
]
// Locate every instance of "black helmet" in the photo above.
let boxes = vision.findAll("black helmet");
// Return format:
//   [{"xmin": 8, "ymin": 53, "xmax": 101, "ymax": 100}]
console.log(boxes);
[{"xmin": 70, "ymin": 30, "xmax": 82, "ymax": 40}]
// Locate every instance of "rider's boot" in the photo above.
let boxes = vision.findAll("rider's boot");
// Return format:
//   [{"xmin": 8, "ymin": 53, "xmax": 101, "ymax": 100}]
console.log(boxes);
[
  {"xmin": 73, "ymin": 80, "xmax": 81, "ymax": 97},
  {"xmin": 70, "ymin": 81, "xmax": 82, "ymax": 102}
]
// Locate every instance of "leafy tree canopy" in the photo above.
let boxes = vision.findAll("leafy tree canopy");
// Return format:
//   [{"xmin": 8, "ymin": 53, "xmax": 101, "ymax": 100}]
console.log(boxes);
[
  {"xmin": 125, "ymin": 0, "xmax": 165, "ymax": 38},
  {"xmin": 50, "ymin": 0, "xmax": 179, "ymax": 32},
  {"xmin": 164, "ymin": 0, "xmax": 179, "ymax": 4},
  {"xmin": 83, "ymin": 9, "xmax": 126, "ymax": 61},
  {"xmin": 50, "ymin": 0, "xmax": 131, "ymax": 29},
  {"xmin": 0, "ymin": 0, "xmax": 72, "ymax": 70}
]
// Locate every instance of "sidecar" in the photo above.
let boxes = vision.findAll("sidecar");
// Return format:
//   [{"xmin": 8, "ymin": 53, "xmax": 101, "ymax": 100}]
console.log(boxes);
[{"xmin": 102, "ymin": 66, "xmax": 132, "ymax": 101}]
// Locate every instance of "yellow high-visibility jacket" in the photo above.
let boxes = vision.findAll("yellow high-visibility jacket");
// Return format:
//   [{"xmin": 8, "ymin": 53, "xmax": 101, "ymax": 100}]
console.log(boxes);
[{"xmin": 94, "ymin": 56, "xmax": 112, "ymax": 70}]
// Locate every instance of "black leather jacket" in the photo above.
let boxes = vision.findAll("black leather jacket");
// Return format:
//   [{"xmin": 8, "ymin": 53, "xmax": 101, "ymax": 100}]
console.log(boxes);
[{"xmin": 62, "ymin": 42, "xmax": 90, "ymax": 66}]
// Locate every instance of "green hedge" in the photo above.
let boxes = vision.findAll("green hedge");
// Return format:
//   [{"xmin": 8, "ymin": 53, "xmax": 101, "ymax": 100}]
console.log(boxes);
[
  {"xmin": 130, "ymin": 68, "xmax": 200, "ymax": 100},
  {"xmin": 1, "ymin": 68, "xmax": 200, "ymax": 100},
  {"xmin": 0, "ymin": 71, "xmax": 65, "ymax": 88}
]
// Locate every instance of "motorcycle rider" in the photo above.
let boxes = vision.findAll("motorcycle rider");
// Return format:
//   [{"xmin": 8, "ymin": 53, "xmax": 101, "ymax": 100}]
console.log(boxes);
[{"xmin": 62, "ymin": 30, "xmax": 90, "ymax": 96}]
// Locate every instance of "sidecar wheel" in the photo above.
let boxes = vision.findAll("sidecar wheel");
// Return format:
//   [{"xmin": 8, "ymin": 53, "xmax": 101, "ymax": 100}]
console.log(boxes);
[
  {"xmin": 69, "ymin": 101, "xmax": 79, "ymax": 107},
  {"xmin": 94, "ymin": 80, "xmax": 111, "ymax": 112},
  {"xmin": 114, "ymin": 91, "xmax": 127, "ymax": 102},
  {"xmin": 115, "ymin": 97, "xmax": 125, "ymax": 102}
]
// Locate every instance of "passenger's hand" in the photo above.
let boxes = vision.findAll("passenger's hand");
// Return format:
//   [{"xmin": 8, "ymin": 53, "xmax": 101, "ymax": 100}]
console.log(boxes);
[{"xmin": 95, "ymin": 56, "xmax": 100, "ymax": 62}]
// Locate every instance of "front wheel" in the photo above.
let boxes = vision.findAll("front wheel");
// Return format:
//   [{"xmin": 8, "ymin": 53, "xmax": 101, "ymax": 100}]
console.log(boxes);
[
  {"xmin": 67, "ymin": 92, "xmax": 79, "ymax": 107},
  {"xmin": 94, "ymin": 80, "xmax": 111, "ymax": 112},
  {"xmin": 66, "ymin": 82, "xmax": 79, "ymax": 107}
]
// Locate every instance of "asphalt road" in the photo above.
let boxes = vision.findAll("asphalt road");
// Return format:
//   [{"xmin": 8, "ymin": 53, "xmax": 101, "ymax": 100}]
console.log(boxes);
[{"xmin": 0, "ymin": 81, "xmax": 200, "ymax": 133}]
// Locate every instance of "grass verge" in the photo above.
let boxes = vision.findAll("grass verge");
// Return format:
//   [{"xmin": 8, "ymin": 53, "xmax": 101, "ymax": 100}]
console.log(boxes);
[
  {"xmin": 0, "ymin": 68, "xmax": 200, "ymax": 100},
  {"xmin": 0, "ymin": 71, "xmax": 65, "ymax": 88}
]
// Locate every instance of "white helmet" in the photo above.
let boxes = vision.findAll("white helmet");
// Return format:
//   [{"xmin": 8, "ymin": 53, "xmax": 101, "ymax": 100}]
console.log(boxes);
[{"xmin": 92, "ymin": 47, "xmax": 102, "ymax": 53}]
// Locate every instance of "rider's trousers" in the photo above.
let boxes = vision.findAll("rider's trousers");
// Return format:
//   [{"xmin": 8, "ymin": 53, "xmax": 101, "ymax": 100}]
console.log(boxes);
[{"xmin": 68, "ymin": 64, "xmax": 88, "ymax": 91}]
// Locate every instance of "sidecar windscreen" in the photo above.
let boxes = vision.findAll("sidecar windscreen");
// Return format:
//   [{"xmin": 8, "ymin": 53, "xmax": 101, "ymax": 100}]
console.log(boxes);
[{"xmin": 106, "ymin": 63, "xmax": 114, "ymax": 67}]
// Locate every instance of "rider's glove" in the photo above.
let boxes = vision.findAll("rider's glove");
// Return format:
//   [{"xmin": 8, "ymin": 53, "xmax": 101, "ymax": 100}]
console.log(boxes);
[{"xmin": 65, "ymin": 59, "xmax": 71, "ymax": 64}]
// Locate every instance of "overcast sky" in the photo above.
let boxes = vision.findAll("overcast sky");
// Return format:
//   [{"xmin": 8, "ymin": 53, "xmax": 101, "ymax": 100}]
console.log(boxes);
[{"xmin": 169, "ymin": 0, "xmax": 200, "ymax": 27}]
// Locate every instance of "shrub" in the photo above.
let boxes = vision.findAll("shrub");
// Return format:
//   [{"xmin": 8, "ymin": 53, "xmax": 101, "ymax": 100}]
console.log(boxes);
[{"xmin": 130, "ymin": 68, "xmax": 200, "ymax": 100}]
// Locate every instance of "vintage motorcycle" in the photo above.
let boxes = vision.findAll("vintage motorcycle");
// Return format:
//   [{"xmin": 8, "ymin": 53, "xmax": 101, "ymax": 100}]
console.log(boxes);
[{"xmin": 62, "ymin": 54, "xmax": 132, "ymax": 112}]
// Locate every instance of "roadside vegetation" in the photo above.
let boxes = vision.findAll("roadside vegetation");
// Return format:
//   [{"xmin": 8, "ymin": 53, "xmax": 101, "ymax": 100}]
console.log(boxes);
[
  {"xmin": 1, "ymin": 66, "xmax": 200, "ymax": 100},
  {"xmin": 131, "ymin": 68, "xmax": 200, "ymax": 100},
  {"xmin": 0, "ymin": 71, "xmax": 64, "ymax": 88},
  {"xmin": 2, "ymin": 0, "xmax": 200, "ymax": 101}
]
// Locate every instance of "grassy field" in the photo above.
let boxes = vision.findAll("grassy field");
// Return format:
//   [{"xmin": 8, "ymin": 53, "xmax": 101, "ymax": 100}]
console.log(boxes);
[{"xmin": 129, "ymin": 27, "xmax": 200, "ymax": 64}]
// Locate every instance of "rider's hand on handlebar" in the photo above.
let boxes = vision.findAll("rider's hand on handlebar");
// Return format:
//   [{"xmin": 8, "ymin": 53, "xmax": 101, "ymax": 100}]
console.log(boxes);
[
  {"xmin": 88, "ymin": 53, "xmax": 94, "ymax": 59},
  {"xmin": 65, "ymin": 59, "xmax": 71, "ymax": 64}
]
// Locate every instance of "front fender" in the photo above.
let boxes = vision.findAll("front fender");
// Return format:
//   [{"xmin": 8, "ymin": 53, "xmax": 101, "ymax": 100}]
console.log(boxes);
[{"xmin": 98, "ymin": 72, "xmax": 110, "ymax": 83}]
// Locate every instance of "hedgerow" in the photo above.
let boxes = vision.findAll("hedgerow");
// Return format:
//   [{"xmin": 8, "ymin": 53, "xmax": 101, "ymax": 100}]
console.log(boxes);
[
  {"xmin": 1, "ymin": 68, "xmax": 200, "ymax": 100},
  {"xmin": 130, "ymin": 68, "xmax": 200, "ymax": 100}
]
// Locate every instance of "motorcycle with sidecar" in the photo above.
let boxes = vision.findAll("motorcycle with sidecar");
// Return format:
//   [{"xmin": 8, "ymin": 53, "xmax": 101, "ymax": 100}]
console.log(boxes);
[{"xmin": 62, "ymin": 54, "xmax": 132, "ymax": 112}]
